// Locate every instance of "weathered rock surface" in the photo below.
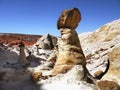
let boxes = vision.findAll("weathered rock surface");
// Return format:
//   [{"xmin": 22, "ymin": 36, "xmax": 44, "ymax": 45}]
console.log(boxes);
[
  {"xmin": 79, "ymin": 19, "xmax": 120, "ymax": 45},
  {"xmin": 0, "ymin": 45, "xmax": 19, "ymax": 66},
  {"xmin": 0, "ymin": 43, "xmax": 44, "ymax": 90},
  {"xmin": 40, "ymin": 65, "xmax": 98, "ymax": 90},
  {"xmin": 101, "ymin": 44, "xmax": 120, "ymax": 84},
  {"xmin": 97, "ymin": 80, "xmax": 120, "ymax": 90},
  {"xmin": 18, "ymin": 42, "xmax": 27, "ymax": 64},
  {"xmin": 79, "ymin": 19, "xmax": 120, "ymax": 85},
  {"xmin": 49, "ymin": 8, "xmax": 86, "ymax": 76},
  {"xmin": 57, "ymin": 8, "xmax": 81, "ymax": 29},
  {"xmin": 35, "ymin": 34, "xmax": 57, "ymax": 50}
]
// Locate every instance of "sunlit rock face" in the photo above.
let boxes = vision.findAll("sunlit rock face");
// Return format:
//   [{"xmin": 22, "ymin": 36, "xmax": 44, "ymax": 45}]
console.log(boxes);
[
  {"xmin": 18, "ymin": 42, "xmax": 27, "ymax": 64},
  {"xmin": 49, "ymin": 8, "xmax": 86, "ymax": 76},
  {"xmin": 79, "ymin": 19, "xmax": 120, "ymax": 45},
  {"xmin": 101, "ymin": 44, "xmax": 120, "ymax": 84},
  {"xmin": 35, "ymin": 34, "xmax": 57, "ymax": 50},
  {"xmin": 79, "ymin": 19, "xmax": 120, "ymax": 84},
  {"xmin": 57, "ymin": 8, "xmax": 81, "ymax": 30},
  {"xmin": 97, "ymin": 80, "xmax": 120, "ymax": 90},
  {"xmin": 40, "ymin": 65, "xmax": 98, "ymax": 90}
]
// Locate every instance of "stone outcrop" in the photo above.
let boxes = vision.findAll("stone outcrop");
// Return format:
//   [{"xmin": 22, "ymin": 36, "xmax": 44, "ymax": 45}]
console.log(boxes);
[
  {"xmin": 35, "ymin": 45, "xmax": 40, "ymax": 55},
  {"xmin": 36, "ymin": 34, "xmax": 57, "ymax": 50},
  {"xmin": 101, "ymin": 44, "xmax": 120, "ymax": 84},
  {"xmin": 57, "ymin": 8, "xmax": 81, "ymax": 30},
  {"xmin": 49, "ymin": 8, "xmax": 87, "ymax": 78},
  {"xmin": 79, "ymin": 19, "xmax": 120, "ymax": 45},
  {"xmin": 79, "ymin": 19, "xmax": 120, "ymax": 85},
  {"xmin": 0, "ymin": 45, "xmax": 18, "ymax": 66},
  {"xmin": 18, "ymin": 42, "xmax": 27, "ymax": 64}
]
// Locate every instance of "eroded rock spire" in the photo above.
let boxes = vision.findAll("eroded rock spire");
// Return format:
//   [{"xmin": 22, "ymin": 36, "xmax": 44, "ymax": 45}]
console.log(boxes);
[
  {"xmin": 18, "ymin": 42, "xmax": 27, "ymax": 64},
  {"xmin": 49, "ymin": 8, "xmax": 87, "ymax": 77}
]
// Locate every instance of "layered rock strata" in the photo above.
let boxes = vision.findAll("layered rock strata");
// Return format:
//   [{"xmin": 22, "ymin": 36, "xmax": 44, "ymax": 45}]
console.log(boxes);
[{"xmin": 49, "ymin": 8, "xmax": 87, "ymax": 78}]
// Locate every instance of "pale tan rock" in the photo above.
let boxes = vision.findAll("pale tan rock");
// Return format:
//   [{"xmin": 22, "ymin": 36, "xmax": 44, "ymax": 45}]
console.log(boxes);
[
  {"xmin": 35, "ymin": 44, "xmax": 39, "ymax": 55},
  {"xmin": 79, "ymin": 19, "xmax": 120, "ymax": 45},
  {"xmin": 78, "ymin": 19, "xmax": 120, "ymax": 84},
  {"xmin": 97, "ymin": 80, "xmax": 120, "ymax": 90},
  {"xmin": 48, "ymin": 8, "xmax": 86, "ymax": 76},
  {"xmin": 102, "ymin": 44, "xmax": 120, "ymax": 84},
  {"xmin": 49, "ymin": 28, "xmax": 86, "ymax": 76},
  {"xmin": 41, "ymin": 65, "xmax": 98, "ymax": 90},
  {"xmin": 57, "ymin": 8, "xmax": 81, "ymax": 29}
]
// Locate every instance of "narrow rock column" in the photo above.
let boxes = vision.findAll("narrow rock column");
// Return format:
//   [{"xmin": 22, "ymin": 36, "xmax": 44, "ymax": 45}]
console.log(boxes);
[
  {"xmin": 18, "ymin": 42, "xmax": 27, "ymax": 64},
  {"xmin": 36, "ymin": 44, "xmax": 40, "ymax": 55}
]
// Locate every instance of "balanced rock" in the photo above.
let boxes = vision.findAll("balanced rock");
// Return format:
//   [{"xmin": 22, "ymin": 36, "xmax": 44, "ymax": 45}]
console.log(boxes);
[
  {"xmin": 57, "ymin": 8, "xmax": 81, "ymax": 30},
  {"xmin": 49, "ymin": 8, "xmax": 86, "ymax": 76}
]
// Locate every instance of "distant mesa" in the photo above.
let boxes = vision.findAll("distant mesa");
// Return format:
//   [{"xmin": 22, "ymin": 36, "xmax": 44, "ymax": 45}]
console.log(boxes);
[{"xmin": 0, "ymin": 33, "xmax": 41, "ymax": 46}]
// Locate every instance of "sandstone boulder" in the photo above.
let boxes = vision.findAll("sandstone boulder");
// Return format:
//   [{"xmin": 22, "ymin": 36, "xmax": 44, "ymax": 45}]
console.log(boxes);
[
  {"xmin": 31, "ymin": 72, "xmax": 42, "ymax": 82},
  {"xmin": 78, "ymin": 19, "xmax": 120, "ymax": 85},
  {"xmin": 57, "ymin": 8, "xmax": 81, "ymax": 30},
  {"xmin": 49, "ymin": 28, "xmax": 86, "ymax": 75},
  {"xmin": 36, "ymin": 34, "xmax": 57, "ymax": 50},
  {"xmin": 79, "ymin": 19, "xmax": 120, "ymax": 45}
]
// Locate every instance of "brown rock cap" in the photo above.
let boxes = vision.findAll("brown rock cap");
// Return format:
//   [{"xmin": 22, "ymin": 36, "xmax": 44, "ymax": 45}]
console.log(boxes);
[{"xmin": 57, "ymin": 8, "xmax": 81, "ymax": 30}]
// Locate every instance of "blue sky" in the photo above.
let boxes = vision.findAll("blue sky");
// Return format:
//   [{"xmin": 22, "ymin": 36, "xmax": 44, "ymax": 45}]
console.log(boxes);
[{"xmin": 0, "ymin": 0, "xmax": 120, "ymax": 36}]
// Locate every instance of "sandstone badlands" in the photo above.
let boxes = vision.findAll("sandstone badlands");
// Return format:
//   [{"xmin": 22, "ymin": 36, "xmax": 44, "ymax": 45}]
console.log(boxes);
[{"xmin": 0, "ymin": 8, "xmax": 120, "ymax": 90}]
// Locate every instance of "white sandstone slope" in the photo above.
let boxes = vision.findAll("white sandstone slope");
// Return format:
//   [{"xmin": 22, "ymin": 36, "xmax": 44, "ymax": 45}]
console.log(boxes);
[
  {"xmin": 79, "ymin": 19, "xmax": 120, "ymax": 84},
  {"xmin": 79, "ymin": 19, "xmax": 120, "ymax": 46},
  {"xmin": 40, "ymin": 19, "xmax": 120, "ymax": 90},
  {"xmin": 40, "ymin": 65, "xmax": 98, "ymax": 90}
]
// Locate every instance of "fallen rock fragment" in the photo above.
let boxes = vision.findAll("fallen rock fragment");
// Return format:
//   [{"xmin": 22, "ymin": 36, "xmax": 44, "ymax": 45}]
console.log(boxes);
[{"xmin": 97, "ymin": 80, "xmax": 120, "ymax": 90}]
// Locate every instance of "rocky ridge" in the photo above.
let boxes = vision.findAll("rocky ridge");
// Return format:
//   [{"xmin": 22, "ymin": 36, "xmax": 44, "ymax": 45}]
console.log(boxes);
[
  {"xmin": 79, "ymin": 19, "xmax": 120, "ymax": 87},
  {"xmin": 0, "ymin": 33, "xmax": 41, "ymax": 46}
]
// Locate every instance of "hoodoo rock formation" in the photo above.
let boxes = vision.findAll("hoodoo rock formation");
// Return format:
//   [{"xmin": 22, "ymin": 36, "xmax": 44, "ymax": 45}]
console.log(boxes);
[
  {"xmin": 18, "ymin": 42, "xmax": 27, "ymax": 64},
  {"xmin": 49, "ymin": 8, "xmax": 87, "ymax": 77}
]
